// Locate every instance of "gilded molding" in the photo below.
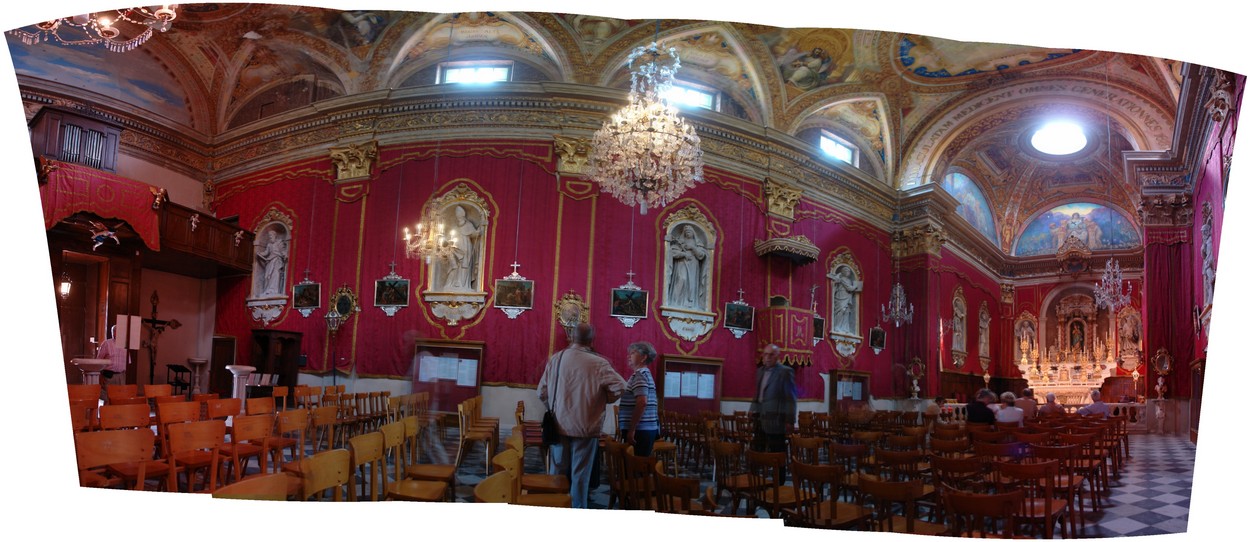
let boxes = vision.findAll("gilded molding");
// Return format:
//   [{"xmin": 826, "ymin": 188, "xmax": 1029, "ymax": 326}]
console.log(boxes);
[
  {"xmin": 1137, "ymin": 193, "xmax": 1194, "ymax": 227},
  {"xmin": 764, "ymin": 177, "xmax": 803, "ymax": 220},
  {"xmin": 553, "ymin": 135, "xmax": 592, "ymax": 175},
  {"xmin": 892, "ymin": 224, "xmax": 946, "ymax": 258},
  {"xmin": 329, "ymin": 141, "xmax": 378, "ymax": 182},
  {"xmin": 1000, "ymin": 284, "xmax": 1015, "ymax": 305}
]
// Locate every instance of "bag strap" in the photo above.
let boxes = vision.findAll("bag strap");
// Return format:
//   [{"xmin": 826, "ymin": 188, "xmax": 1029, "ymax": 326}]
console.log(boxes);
[{"xmin": 549, "ymin": 350, "xmax": 565, "ymax": 417}]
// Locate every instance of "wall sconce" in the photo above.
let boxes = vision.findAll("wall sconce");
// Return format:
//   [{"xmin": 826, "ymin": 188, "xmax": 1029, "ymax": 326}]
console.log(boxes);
[{"xmin": 59, "ymin": 271, "xmax": 72, "ymax": 300}]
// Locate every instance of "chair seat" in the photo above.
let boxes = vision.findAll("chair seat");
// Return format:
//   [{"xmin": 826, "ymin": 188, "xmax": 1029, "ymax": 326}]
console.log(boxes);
[
  {"xmin": 882, "ymin": 514, "xmax": 948, "ymax": 535},
  {"xmin": 80, "ymin": 470, "xmax": 117, "ymax": 488},
  {"xmin": 406, "ymin": 463, "xmax": 457, "ymax": 481},
  {"xmin": 722, "ymin": 473, "xmax": 756, "ymax": 490},
  {"xmin": 810, "ymin": 500, "xmax": 873, "ymax": 528},
  {"xmin": 1020, "ymin": 498, "xmax": 1069, "ymax": 519},
  {"xmin": 220, "ymin": 442, "xmax": 264, "ymax": 457},
  {"xmin": 386, "ymin": 479, "xmax": 448, "ymax": 502},
  {"xmin": 171, "ymin": 450, "xmax": 217, "ymax": 468},
  {"xmin": 521, "ymin": 473, "xmax": 570, "ymax": 494},
  {"xmin": 106, "ymin": 460, "xmax": 172, "ymax": 480},
  {"xmin": 759, "ymin": 484, "xmax": 799, "ymax": 506},
  {"xmin": 517, "ymin": 493, "xmax": 572, "ymax": 508}
]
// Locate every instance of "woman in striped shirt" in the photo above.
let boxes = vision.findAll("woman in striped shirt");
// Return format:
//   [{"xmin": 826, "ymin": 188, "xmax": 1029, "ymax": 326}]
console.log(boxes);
[{"xmin": 619, "ymin": 341, "xmax": 660, "ymax": 456}]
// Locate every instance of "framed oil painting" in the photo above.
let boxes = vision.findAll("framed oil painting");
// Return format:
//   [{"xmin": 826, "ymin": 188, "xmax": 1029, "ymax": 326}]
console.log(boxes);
[
  {"xmin": 494, "ymin": 279, "xmax": 534, "ymax": 309},
  {"xmin": 610, "ymin": 288, "xmax": 649, "ymax": 319},
  {"xmin": 724, "ymin": 302, "xmax": 754, "ymax": 331},
  {"xmin": 292, "ymin": 282, "xmax": 320, "ymax": 317},
  {"xmin": 374, "ymin": 277, "xmax": 410, "ymax": 316}
]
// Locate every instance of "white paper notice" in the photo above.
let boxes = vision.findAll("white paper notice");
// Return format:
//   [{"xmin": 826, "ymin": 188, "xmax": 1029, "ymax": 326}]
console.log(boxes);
[
  {"xmin": 664, "ymin": 372, "xmax": 681, "ymax": 398},
  {"xmin": 837, "ymin": 381, "xmax": 849, "ymax": 399},
  {"xmin": 851, "ymin": 382, "xmax": 863, "ymax": 401},
  {"xmin": 438, "ymin": 357, "xmax": 458, "ymax": 380},
  {"xmin": 681, "ymin": 372, "xmax": 699, "ymax": 397},
  {"xmin": 456, "ymin": 359, "xmax": 478, "ymax": 387},
  {"xmin": 697, "ymin": 374, "xmax": 715, "ymax": 399},
  {"xmin": 418, "ymin": 355, "xmax": 436, "ymax": 382}
]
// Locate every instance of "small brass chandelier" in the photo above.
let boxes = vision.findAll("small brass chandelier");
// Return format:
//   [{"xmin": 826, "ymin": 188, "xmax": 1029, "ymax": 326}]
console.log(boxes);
[
  {"xmin": 9, "ymin": 6, "xmax": 179, "ymax": 53},
  {"xmin": 589, "ymin": 41, "xmax": 704, "ymax": 215}
]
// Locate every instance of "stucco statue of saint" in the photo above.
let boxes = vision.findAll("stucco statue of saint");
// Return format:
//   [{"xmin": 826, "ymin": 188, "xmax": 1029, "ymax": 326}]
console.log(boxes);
[
  {"xmin": 442, "ymin": 205, "xmax": 481, "ymax": 292},
  {"xmin": 667, "ymin": 224, "xmax": 708, "ymax": 309},
  {"xmin": 830, "ymin": 266, "xmax": 862, "ymax": 334},
  {"xmin": 978, "ymin": 309, "xmax": 991, "ymax": 356},
  {"xmin": 952, "ymin": 302, "xmax": 967, "ymax": 352},
  {"xmin": 255, "ymin": 229, "xmax": 288, "ymax": 297}
]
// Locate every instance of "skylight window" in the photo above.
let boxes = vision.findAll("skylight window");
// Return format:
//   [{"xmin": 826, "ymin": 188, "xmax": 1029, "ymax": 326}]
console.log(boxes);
[
  {"xmin": 440, "ymin": 63, "xmax": 511, "ymax": 84},
  {"xmin": 1030, "ymin": 121, "xmax": 1087, "ymax": 156},
  {"xmin": 820, "ymin": 132, "xmax": 858, "ymax": 166},
  {"xmin": 663, "ymin": 85, "xmax": 715, "ymax": 110}
]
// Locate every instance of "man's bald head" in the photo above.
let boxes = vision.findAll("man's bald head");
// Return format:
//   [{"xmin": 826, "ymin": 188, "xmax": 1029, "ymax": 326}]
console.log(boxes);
[{"xmin": 572, "ymin": 323, "xmax": 595, "ymax": 346}]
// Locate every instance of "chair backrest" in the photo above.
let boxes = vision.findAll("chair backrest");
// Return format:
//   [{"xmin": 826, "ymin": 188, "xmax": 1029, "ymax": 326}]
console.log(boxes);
[
  {"xmin": 311, "ymin": 405, "xmax": 339, "ymax": 450},
  {"xmin": 213, "ymin": 472, "xmax": 290, "ymax": 500},
  {"xmin": 622, "ymin": 452, "xmax": 660, "ymax": 510},
  {"xmin": 655, "ymin": 471, "xmax": 703, "ymax": 514},
  {"xmin": 99, "ymin": 403, "xmax": 152, "ymax": 430},
  {"xmin": 157, "ymin": 400, "xmax": 202, "ymax": 432},
  {"xmin": 379, "ymin": 421, "xmax": 405, "ymax": 474},
  {"xmin": 930, "ymin": 437, "xmax": 971, "ymax": 457},
  {"xmin": 297, "ymin": 449, "xmax": 351, "ymax": 501},
  {"xmin": 602, "ymin": 438, "xmax": 631, "ymax": 506},
  {"xmin": 972, "ymin": 440, "xmax": 1028, "ymax": 464},
  {"xmin": 191, "ymin": 393, "xmax": 220, "ymax": 403},
  {"xmin": 931, "ymin": 454, "xmax": 987, "ymax": 492},
  {"xmin": 874, "ymin": 448, "xmax": 925, "ymax": 481},
  {"xmin": 144, "ymin": 384, "xmax": 173, "ymax": 398},
  {"xmin": 348, "ymin": 431, "xmax": 385, "ymax": 501},
  {"xmin": 993, "ymin": 459, "xmax": 1059, "ymax": 503},
  {"xmin": 789, "ymin": 460, "xmax": 850, "ymax": 528},
  {"xmin": 745, "ymin": 449, "xmax": 788, "ymax": 503},
  {"xmin": 246, "ymin": 396, "xmax": 276, "ymax": 416},
  {"xmin": 941, "ymin": 484, "xmax": 1025, "ymax": 537},
  {"xmin": 859, "ymin": 475, "xmax": 928, "ymax": 532},
  {"xmin": 75, "ymin": 428, "xmax": 155, "ymax": 489},
  {"xmin": 473, "ymin": 471, "xmax": 515, "ymax": 503},
  {"xmin": 232, "ymin": 413, "xmax": 275, "ymax": 443},
  {"xmin": 205, "ymin": 398, "xmax": 243, "ymax": 420},
  {"xmin": 67, "ymin": 384, "xmax": 101, "ymax": 403},
  {"xmin": 108, "ymin": 396, "xmax": 150, "ymax": 407},
  {"xmin": 709, "ymin": 439, "xmax": 745, "ymax": 484},
  {"xmin": 1014, "ymin": 430, "xmax": 1054, "ymax": 446},
  {"xmin": 108, "ymin": 384, "xmax": 140, "ymax": 401},
  {"xmin": 788, "ymin": 435, "xmax": 829, "ymax": 465}
]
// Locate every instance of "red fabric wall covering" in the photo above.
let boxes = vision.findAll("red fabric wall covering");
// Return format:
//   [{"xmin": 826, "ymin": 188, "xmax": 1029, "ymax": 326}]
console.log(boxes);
[
  {"xmin": 211, "ymin": 140, "xmax": 934, "ymax": 401},
  {"xmin": 934, "ymin": 252, "xmax": 1003, "ymax": 379}
]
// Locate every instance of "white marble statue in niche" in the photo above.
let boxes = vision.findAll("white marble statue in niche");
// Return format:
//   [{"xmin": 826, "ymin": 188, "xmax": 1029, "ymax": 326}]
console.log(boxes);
[
  {"xmin": 1201, "ymin": 202, "xmax": 1216, "ymax": 307},
  {"xmin": 254, "ymin": 224, "xmax": 290, "ymax": 298},
  {"xmin": 440, "ymin": 205, "xmax": 482, "ymax": 292},
  {"xmin": 830, "ymin": 265, "xmax": 863, "ymax": 335},
  {"xmin": 978, "ymin": 304, "xmax": 991, "ymax": 358},
  {"xmin": 665, "ymin": 223, "xmax": 710, "ymax": 311},
  {"xmin": 952, "ymin": 294, "xmax": 967, "ymax": 353}
]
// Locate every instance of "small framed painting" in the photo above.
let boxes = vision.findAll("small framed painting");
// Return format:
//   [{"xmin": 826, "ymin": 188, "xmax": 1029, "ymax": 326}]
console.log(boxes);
[
  {"xmin": 724, "ymin": 302, "xmax": 754, "ymax": 332},
  {"xmin": 292, "ymin": 282, "xmax": 320, "ymax": 317},
  {"xmin": 494, "ymin": 279, "xmax": 535, "ymax": 309},
  {"xmin": 610, "ymin": 288, "xmax": 649, "ymax": 319}
]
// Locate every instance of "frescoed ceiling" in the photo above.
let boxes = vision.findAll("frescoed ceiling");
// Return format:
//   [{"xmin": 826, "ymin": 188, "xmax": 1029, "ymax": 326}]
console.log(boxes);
[{"xmin": 6, "ymin": 4, "xmax": 1195, "ymax": 259}]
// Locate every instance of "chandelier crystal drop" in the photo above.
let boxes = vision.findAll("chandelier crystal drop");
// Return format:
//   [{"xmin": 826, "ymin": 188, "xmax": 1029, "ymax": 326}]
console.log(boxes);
[
  {"xmin": 1093, "ymin": 258, "xmax": 1132, "ymax": 311},
  {"xmin": 403, "ymin": 205, "xmax": 459, "ymax": 265},
  {"xmin": 589, "ymin": 42, "xmax": 704, "ymax": 215},
  {"xmin": 9, "ymin": 6, "xmax": 179, "ymax": 53},
  {"xmin": 882, "ymin": 282, "xmax": 914, "ymax": 327}
]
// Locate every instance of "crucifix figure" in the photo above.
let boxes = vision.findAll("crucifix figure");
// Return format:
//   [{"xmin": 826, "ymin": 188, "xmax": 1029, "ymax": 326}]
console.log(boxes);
[{"xmin": 142, "ymin": 290, "xmax": 182, "ymax": 385}]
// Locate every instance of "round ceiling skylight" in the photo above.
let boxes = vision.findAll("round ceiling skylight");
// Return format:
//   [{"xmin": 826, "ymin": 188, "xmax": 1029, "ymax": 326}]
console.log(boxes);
[{"xmin": 1030, "ymin": 121, "xmax": 1088, "ymax": 156}]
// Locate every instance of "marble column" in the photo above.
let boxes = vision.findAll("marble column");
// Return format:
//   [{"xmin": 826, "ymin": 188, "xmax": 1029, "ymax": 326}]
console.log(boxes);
[{"xmin": 225, "ymin": 364, "xmax": 256, "ymax": 415}]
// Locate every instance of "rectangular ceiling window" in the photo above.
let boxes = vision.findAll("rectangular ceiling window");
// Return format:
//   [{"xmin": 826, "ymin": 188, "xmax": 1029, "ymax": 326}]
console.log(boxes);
[
  {"xmin": 439, "ymin": 61, "xmax": 513, "ymax": 84},
  {"xmin": 663, "ymin": 83, "xmax": 716, "ymax": 110},
  {"xmin": 820, "ymin": 131, "xmax": 858, "ymax": 166}
]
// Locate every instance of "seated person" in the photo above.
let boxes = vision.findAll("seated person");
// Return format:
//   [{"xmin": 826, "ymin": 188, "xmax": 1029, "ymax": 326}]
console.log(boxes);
[
  {"xmin": 1017, "ymin": 388, "xmax": 1038, "ymax": 419},
  {"xmin": 1077, "ymin": 390, "xmax": 1111, "ymax": 418},
  {"xmin": 995, "ymin": 391, "xmax": 1025, "ymax": 426},
  {"xmin": 1038, "ymin": 392, "xmax": 1065, "ymax": 416},
  {"xmin": 965, "ymin": 388, "xmax": 997, "ymax": 424}
]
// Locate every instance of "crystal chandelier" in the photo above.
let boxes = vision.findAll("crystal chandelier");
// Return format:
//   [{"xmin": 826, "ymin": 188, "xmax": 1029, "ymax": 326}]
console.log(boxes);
[
  {"xmin": 882, "ymin": 282, "xmax": 914, "ymax": 327},
  {"xmin": 9, "ymin": 6, "xmax": 179, "ymax": 52},
  {"xmin": 1093, "ymin": 258, "xmax": 1132, "ymax": 311},
  {"xmin": 403, "ymin": 205, "xmax": 459, "ymax": 265},
  {"xmin": 589, "ymin": 42, "xmax": 704, "ymax": 215}
]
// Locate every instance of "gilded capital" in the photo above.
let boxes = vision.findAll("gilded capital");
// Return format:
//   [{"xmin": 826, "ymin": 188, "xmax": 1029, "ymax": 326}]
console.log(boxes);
[
  {"xmin": 1000, "ymin": 284, "xmax": 1015, "ymax": 305},
  {"xmin": 329, "ymin": 141, "xmax": 378, "ymax": 182},
  {"xmin": 764, "ymin": 177, "xmax": 803, "ymax": 220},
  {"xmin": 554, "ymin": 135, "xmax": 592, "ymax": 175},
  {"xmin": 891, "ymin": 224, "xmax": 946, "ymax": 258},
  {"xmin": 1137, "ymin": 193, "xmax": 1193, "ymax": 227}
]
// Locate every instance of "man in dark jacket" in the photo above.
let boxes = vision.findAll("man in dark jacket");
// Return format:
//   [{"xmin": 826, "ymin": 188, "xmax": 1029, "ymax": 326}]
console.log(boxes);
[{"xmin": 966, "ymin": 388, "xmax": 998, "ymax": 424}]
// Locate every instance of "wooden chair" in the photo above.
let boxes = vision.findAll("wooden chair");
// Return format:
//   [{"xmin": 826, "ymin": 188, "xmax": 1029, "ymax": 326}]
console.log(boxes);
[
  {"xmin": 654, "ymin": 470, "xmax": 714, "ymax": 514},
  {"xmin": 789, "ymin": 435, "xmax": 830, "ymax": 465},
  {"xmin": 266, "ymin": 408, "xmax": 309, "ymax": 474},
  {"xmin": 400, "ymin": 416, "xmax": 457, "ymax": 501},
  {"xmin": 347, "ymin": 431, "xmax": 386, "ymax": 501},
  {"xmin": 709, "ymin": 439, "xmax": 756, "ymax": 515},
  {"xmin": 107, "ymin": 384, "xmax": 140, "ymax": 402},
  {"xmin": 603, "ymin": 437, "xmax": 631, "ymax": 509},
  {"xmin": 786, "ymin": 460, "xmax": 871, "ymax": 529},
  {"xmin": 220, "ymin": 413, "xmax": 273, "ymax": 483},
  {"xmin": 930, "ymin": 437, "xmax": 973, "ymax": 459},
  {"xmin": 74, "ymin": 428, "xmax": 157, "ymax": 490},
  {"xmin": 930, "ymin": 454, "xmax": 989, "ymax": 494},
  {"xmin": 68, "ymin": 384, "xmax": 101, "ymax": 403},
  {"xmin": 1058, "ymin": 431, "xmax": 1108, "ymax": 510},
  {"xmin": 1031, "ymin": 443, "xmax": 1089, "ymax": 535},
  {"xmin": 859, "ymin": 475, "xmax": 947, "ymax": 535},
  {"xmin": 454, "ymin": 402, "xmax": 494, "ymax": 476},
  {"xmin": 293, "ymin": 449, "xmax": 351, "ymax": 501},
  {"xmin": 165, "ymin": 419, "xmax": 227, "ymax": 493},
  {"xmin": 143, "ymin": 384, "xmax": 173, "ymax": 398},
  {"xmin": 492, "ymin": 448, "xmax": 569, "ymax": 495},
  {"xmin": 941, "ymin": 485, "xmax": 1025, "ymax": 538},
  {"xmin": 98, "ymin": 403, "xmax": 151, "ymax": 431},
  {"xmin": 309, "ymin": 405, "xmax": 340, "ymax": 451},
  {"xmin": 380, "ymin": 421, "xmax": 447, "ymax": 502},
  {"xmin": 620, "ymin": 452, "xmax": 660, "ymax": 510},
  {"xmin": 493, "ymin": 448, "xmax": 573, "ymax": 507},
  {"xmin": 992, "ymin": 459, "xmax": 1069, "ymax": 539},
  {"xmin": 829, "ymin": 441, "xmax": 870, "ymax": 501},
  {"xmin": 473, "ymin": 471, "xmax": 515, "ymax": 503},
  {"xmin": 212, "ymin": 472, "xmax": 291, "ymax": 500},
  {"xmin": 272, "ymin": 386, "xmax": 291, "ymax": 410},
  {"xmin": 155, "ymin": 400, "xmax": 202, "ymax": 458},
  {"xmin": 745, "ymin": 449, "xmax": 798, "ymax": 519}
]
